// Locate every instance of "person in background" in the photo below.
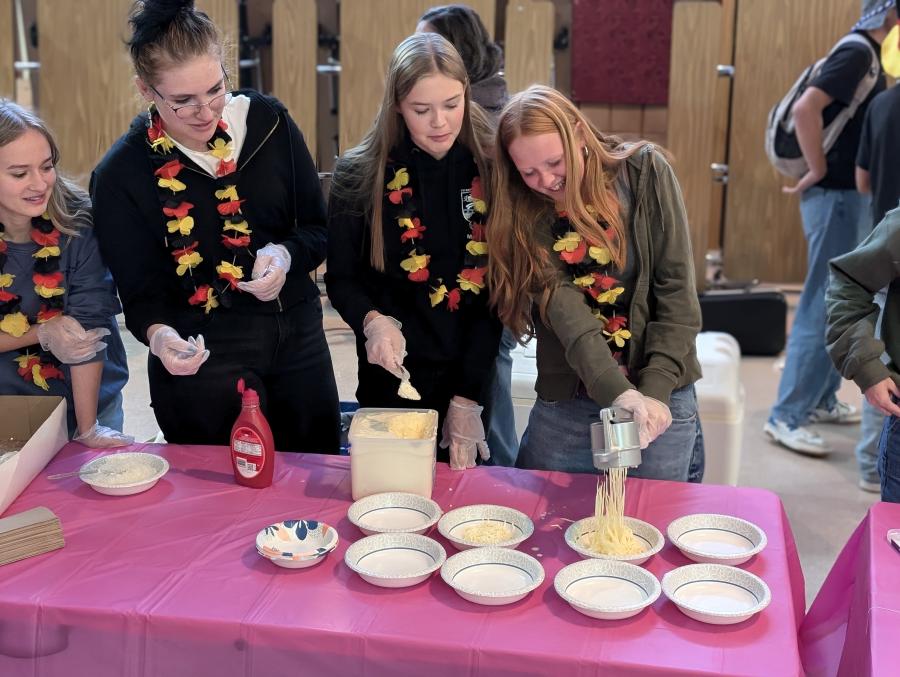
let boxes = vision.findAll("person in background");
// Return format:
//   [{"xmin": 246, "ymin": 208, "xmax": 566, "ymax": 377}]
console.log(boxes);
[
  {"xmin": 764, "ymin": 0, "xmax": 895, "ymax": 457},
  {"xmin": 0, "ymin": 100, "xmax": 131, "ymax": 447},
  {"xmin": 416, "ymin": 4, "xmax": 519, "ymax": 466},
  {"xmin": 826, "ymin": 207, "xmax": 900, "ymax": 502},
  {"xmin": 487, "ymin": 85, "xmax": 704, "ymax": 480},
  {"xmin": 326, "ymin": 33, "xmax": 501, "ymax": 470},
  {"xmin": 91, "ymin": 0, "xmax": 339, "ymax": 452},
  {"xmin": 848, "ymin": 3, "xmax": 900, "ymax": 492}
]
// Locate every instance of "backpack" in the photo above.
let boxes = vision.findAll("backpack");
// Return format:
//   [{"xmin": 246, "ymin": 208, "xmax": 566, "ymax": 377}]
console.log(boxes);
[{"xmin": 764, "ymin": 33, "xmax": 880, "ymax": 179}]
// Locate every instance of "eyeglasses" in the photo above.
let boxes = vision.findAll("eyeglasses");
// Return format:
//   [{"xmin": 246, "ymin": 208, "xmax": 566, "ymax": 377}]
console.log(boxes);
[{"xmin": 149, "ymin": 75, "xmax": 233, "ymax": 120}]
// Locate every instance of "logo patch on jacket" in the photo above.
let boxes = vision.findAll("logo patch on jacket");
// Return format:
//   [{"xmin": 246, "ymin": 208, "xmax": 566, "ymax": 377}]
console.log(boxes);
[{"xmin": 460, "ymin": 188, "xmax": 476, "ymax": 221}]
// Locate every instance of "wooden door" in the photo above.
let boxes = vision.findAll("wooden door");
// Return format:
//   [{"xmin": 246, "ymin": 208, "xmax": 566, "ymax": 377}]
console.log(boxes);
[
  {"xmin": 723, "ymin": 0, "xmax": 859, "ymax": 282},
  {"xmin": 0, "ymin": 0, "xmax": 12, "ymax": 98},
  {"xmin": 667, "ymin": 0, "xmax": 735, "ymax": 289},
  {"xmin": 272, "ymin": 0, "xmax": 318, "ymax": 161},
  {"xmin": 504, "ymin": 1, "xmax": 555, "ymax": 94}
]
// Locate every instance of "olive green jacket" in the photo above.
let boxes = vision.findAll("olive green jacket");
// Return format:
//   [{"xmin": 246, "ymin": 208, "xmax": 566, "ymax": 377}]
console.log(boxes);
[
  {"xmin": 533, "ymin": 146, "xmax": 702, "ymax": 407},
  {"xmin": 826, "ymin": 207, "xmax": 900, "ymax": 392}
]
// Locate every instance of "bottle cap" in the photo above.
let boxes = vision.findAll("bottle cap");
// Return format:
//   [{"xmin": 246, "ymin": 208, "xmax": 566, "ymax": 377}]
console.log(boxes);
[{"xmin": 237, "ymin": 378, "xmax": 259, "ymax": 405}]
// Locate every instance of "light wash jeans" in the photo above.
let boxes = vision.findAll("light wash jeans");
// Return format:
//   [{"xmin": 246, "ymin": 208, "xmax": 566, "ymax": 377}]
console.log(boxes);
[
  {"xmin": 484, "ymin": 328, "xmax": 520, "ymax": 467},
  {"xmin": 769, "ymin": 187, "xmax": 869, "ymax": 427},
  {"xmin": 516, "ymin": 385, "xmax": 703, "ymax": 482}
]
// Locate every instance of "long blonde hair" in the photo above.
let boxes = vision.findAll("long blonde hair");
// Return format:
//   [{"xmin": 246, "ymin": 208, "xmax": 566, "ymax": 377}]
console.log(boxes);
[
  {"xmin": 487, "ymin": 85, "xmax": 649, "ymax": 338},
  {"xmin": 0, "ymin": 99, "xmax": 89, "ymax": 235},
  {"xmin": 330, "ymin": 32, "xmax": 494, "ymax": 271}
]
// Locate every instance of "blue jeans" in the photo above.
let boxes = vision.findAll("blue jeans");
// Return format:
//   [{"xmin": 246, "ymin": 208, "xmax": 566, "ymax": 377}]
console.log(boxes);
[
  {"xmin": 770, "ymin": 187, "xmax": 869, "ymax": 427},
  {"xmin": 878, "ymin": 415, "xmax": 900, "ymax": 503},
  {"xmin": 516, "ymin": 385, "xmax": 702, "ymax": 481},
  {"xmin": 856, "ymin": 289, "xmax": 886, "ymax": 483},
  {"xmin": 484, "ymin": 328, "xmax": 520, "ymax": 467}
]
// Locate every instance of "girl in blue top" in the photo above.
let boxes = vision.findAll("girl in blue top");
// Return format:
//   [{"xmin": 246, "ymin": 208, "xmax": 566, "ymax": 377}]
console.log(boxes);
[{"xmin": 0, "ymin": 100, "xmax": 130, "ymax": 446}]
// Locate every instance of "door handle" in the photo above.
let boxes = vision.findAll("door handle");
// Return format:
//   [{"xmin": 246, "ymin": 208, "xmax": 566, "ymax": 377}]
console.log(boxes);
[{"xmin": 710, "ymin": 163, "xmax": 729, "ymax": 184}]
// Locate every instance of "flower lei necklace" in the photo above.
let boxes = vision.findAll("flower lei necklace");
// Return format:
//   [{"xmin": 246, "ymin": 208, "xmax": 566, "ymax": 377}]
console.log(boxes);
[
  {"xmin": 384, "ymin": 162, "xmax": 488, "ymax": 311},
  {"xmin": 551, "ymin": 211, "xmax": 632, "ymax": 356},
  {"xmin": 0, "ymin": 213, "xmax": 66, "ymax": 390},
  {"xmin": 146, "ymin": 107, "xmax": 252, "ymax": 313}
]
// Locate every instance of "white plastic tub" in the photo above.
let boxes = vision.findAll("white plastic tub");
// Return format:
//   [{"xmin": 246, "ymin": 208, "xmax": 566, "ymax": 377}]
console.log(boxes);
[
  {"xmin": 348, "ymin": 408, "xmax": 438, "ymax": 500},
  {"xmin": 694, "ymin": 332, "xmax": 744, "ymax": 485}
]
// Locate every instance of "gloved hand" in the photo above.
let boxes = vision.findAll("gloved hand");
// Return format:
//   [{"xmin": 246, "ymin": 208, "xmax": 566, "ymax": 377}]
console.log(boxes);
[
  {"xmin": 440, "ymin": 398, "xmax": 490, "ymax": 470},
  {"xmin": 643, "ymin": 397, "xmax": 673, "ymax": 448},
  {"xmin": 611, "ymin": 388, "xmax": 651, "ymax": 449},
  {"xmin": 37, "ymin": 315, "xmax": 110, "ymax": 364},
  {"xmin": 74, "ymin": 422, "xmax": 134, "ymax": 448},
  {"xmin": 237, "ymin": 243, "xmax": 291, "ymax": 301},
  {"xmin": 363, "ymin": 314, "xmax": 406, "ymax": 379},
  {"xmin": 148, "ymin": 324, "xmax": 210, "ymax": 376}
]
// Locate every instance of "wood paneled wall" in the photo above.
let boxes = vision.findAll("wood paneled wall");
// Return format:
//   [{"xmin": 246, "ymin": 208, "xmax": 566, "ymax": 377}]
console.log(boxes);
[
  {"xmin": 580, "ymin": 104, "xmax": 668, "ymax": 146},
  {"xmin": 667, "ymin": 0, "xmax": 734, "ymax": 289},
  {"xmin": 338, "ymin": 0, "xmax": 494, "ymax": 152},
  {"xmin": 37, "ymin": 0, "xmax": 135, "ymax": 183},
  {"xmin": 0, "ymin": 0, "xmax": 12, "ymax": 98},
  {"xmin": 724, "ymin": 0, "xmax": 859, "ymax": 282},
  {"xmin": 504, "ymin": 1, "xmax": 555, "ymax": 94},
  {"xmin": 272, "ymin": 0, "xmax": 317, "ymax": 160},
  {"xmin": 197, "ymin": 0, "xmax": 239, "ymax": 82}
]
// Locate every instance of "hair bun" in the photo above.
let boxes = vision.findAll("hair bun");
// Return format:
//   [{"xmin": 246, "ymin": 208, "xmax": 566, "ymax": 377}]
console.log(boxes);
[{"xmin": 129, "ymin": 0, "xmax": 196, "ymax": 52}]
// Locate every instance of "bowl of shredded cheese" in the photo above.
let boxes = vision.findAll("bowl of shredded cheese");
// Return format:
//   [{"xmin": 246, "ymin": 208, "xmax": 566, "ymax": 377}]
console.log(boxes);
[
  {"xmin": 564, "ymin": 516, "xmax": 664, "ymax": 565},
  {"xmin": 437, "ymin": 504, "xmax": 533, "ymax": 551},
  {"xmin": 78, "ymin": 452, "xmax": 169, "ymax": 496}
]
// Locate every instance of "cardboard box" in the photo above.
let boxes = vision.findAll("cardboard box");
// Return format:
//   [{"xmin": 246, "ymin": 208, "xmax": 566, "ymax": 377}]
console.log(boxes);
[{"xmin": 0, "ymin": 396, "xmax": 68, "ymax": 515}]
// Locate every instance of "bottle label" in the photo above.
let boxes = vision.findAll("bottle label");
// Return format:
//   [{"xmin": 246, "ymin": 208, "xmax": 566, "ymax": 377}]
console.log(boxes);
[{"xmin": 232, "ymin": 427, "xmax": 265, "ymax": 479}]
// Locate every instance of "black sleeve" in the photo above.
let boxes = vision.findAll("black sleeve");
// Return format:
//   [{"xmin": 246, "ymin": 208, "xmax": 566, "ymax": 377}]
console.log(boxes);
[
  {"xmin": 457, "ymin": 301, "xmax": 503, "ymax": 402},
  {"xmin": 324, "ymin": 173, "xmax": 377, "ymax": 336},
  {"xmin": 856, "ymin": 99, "xmax": 875, "ymax": 170},
  {"xmin": 810, "ymin": 44, "xmax": 872, "ymax": 106},
  {"xmin": 280, "ymin": 113, "xmax": 328, "ymax": 276},
  {"xmin": 90, "ymin": 164, "xmax": 176, "ymax": 345}
]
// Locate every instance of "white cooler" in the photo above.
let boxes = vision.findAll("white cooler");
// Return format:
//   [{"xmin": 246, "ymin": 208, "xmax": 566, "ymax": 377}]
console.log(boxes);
[{"xmin": 508, "ymin": 332, "xmax": 744, "ymax": 485}]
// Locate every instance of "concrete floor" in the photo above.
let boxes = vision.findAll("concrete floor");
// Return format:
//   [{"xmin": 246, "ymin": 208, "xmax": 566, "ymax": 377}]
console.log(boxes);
[{"xmin": 117, "ymin": 291, "xmax": 879, "ymax": 608}]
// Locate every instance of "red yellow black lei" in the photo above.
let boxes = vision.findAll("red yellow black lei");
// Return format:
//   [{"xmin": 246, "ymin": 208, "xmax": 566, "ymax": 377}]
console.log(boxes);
[
  {"xmin": 0, "ymin": 213, "xmax": 66, "ymax": 389},
  {"xmin": 551, "ymin": 212, "xmax": 631, "ymax": 361},
  {"xmin": 146, "ymin": 108, "xmax": 252, "ymax": 313},
  {"xmin": 384, "ymin": 164, "xmax": 488, "ymax": 311}
]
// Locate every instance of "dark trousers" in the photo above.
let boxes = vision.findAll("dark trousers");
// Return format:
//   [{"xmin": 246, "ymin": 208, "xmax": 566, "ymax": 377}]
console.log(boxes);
[{"xmin": 149, "ymin": 298, "xmax": 340, "ymax": 453}]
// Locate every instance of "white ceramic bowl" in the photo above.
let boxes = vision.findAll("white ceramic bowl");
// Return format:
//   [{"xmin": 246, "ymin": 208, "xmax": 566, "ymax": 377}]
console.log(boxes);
[
  {"xmin": 79, "ymin": 452, "xmax": 169, "ymax": 496},
  {"xmin": 554, "ymin": 559, "xmax": 661, "ymax": 620},
  {"xmin": 347, "ymin": 492, "xmax": 442, "ymax": 536},
  {"xmin": 667, "ymin": 514, "xmax": 767, "ymax": 566},
  {"xmin": 437, "ymin": 504, "xmax": 533, "ymax": 550},
  {"xmin": 662, "ymin": 563, "xmax": 771, "ymax": 625},
  {"xmin": 564, "ymin": 516, "xmax": 664, "ymax": 565},
  {"xmin": 441, "ymin": 547, "xmax": 544, "ymax": 606},
  {"xmin": 256, "ymin": 520, "xmax": 339, "ymax": 569},
  {"xmin": 344, "ymin": 533, "xmax": 446, "ymax": 588}
]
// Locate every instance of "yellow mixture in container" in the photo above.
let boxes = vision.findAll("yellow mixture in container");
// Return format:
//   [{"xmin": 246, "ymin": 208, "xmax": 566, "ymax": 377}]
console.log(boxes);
[{"xmin": 461, "ymin": 521, "xmax": 514, "ymax": 544}]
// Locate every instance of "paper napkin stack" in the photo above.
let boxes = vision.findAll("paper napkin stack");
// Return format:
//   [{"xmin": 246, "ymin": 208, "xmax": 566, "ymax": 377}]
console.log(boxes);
[{"xmin": 0, "ymin": 506, "xmax": 64, "ymax": 566}]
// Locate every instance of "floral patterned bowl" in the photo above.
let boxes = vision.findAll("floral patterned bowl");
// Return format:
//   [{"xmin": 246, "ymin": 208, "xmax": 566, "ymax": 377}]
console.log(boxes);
[{"xmin": 255, "ymin": 520, "xmax": 339, "ymax": 569}]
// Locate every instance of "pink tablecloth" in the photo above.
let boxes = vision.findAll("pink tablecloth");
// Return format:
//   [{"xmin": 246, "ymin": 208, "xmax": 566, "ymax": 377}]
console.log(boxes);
[
  {"xmin": 0, "ymin": 443, "xmax": 805, "ymax": 676},
  {"xmin": 800, "ymin": 502, "xmax": 900, "ymax": 676}
]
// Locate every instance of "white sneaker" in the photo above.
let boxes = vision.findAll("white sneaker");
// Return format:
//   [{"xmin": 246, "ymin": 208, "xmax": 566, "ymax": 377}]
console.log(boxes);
[
  {"xmin": 763, "ymin": 420, "xmax": 830, "ymax": 456},
  {"xmin": 858, "ymin": 478, "xmax": 881, "ymax": 493},
  {"xmin": 809, "ymin": 401, "xmax": 862, "ymax": 424}
]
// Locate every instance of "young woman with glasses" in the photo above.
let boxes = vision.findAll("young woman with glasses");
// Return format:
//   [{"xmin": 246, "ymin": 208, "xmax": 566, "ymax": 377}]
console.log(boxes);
[{"xmin": 90, "ymin": 0, "xmax": 340, "ymax": 452}]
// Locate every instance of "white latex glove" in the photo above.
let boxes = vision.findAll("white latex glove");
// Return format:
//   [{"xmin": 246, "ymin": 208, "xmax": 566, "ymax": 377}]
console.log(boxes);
[
  {"xmin": 37, "ymin": 315, "xmax": 110, "ymax": 364},
  {"xmin": 643, "ymin": 397, "xmax": 673, "ymax": 447},
  {"xmin": 148, "ymin": 325, "xmax": 210, "ymax": 376},
  {"xmin": 611, "ymin": 388, "xmax": 651, "ymax": 449},
  {"xmin": 74, "ymin": 422, "xmax": 134, "ymax": 449},
  {"xmin": 440, "ymin": 398, "xmax": 490, "ymax": 470},
  {"xmin": 363, "ymin": 314, "xmax": 406, "ymax": 379},
  {"xmin": 237, "ymin": 243, "xmax": 291, "ymax": 302}
]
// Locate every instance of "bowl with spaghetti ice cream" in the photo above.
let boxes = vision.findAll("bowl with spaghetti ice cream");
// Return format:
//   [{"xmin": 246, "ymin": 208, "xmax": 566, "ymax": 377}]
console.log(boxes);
[
  {"xmin": 78, "ymin": 452, "xmax": 169, "ymax": 496},
  {"xmin": 565, "ymin": 516, "xmax": 664, "ymax": 566},
  {"xmin": 437, "ymin": 504, "xmax": 533, "ymax": 551}
]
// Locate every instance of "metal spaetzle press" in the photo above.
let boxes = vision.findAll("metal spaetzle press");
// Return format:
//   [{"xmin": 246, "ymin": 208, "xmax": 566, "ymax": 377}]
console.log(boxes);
[{"xmin": 591, "ymin": 406, "xmax": 642, "ymax": 471}]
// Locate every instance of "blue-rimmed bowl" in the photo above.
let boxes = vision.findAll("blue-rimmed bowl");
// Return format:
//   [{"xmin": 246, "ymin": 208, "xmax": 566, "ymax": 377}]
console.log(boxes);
[{"xmin": 255, "ymin": 519, "xmax": 339, "ymax": 569}]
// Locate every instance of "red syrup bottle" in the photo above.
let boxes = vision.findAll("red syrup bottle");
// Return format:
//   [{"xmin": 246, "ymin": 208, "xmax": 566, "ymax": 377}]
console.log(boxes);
[{"xmin": 230, "ymin": 378, "xmax": 275, "ymax": 488}]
